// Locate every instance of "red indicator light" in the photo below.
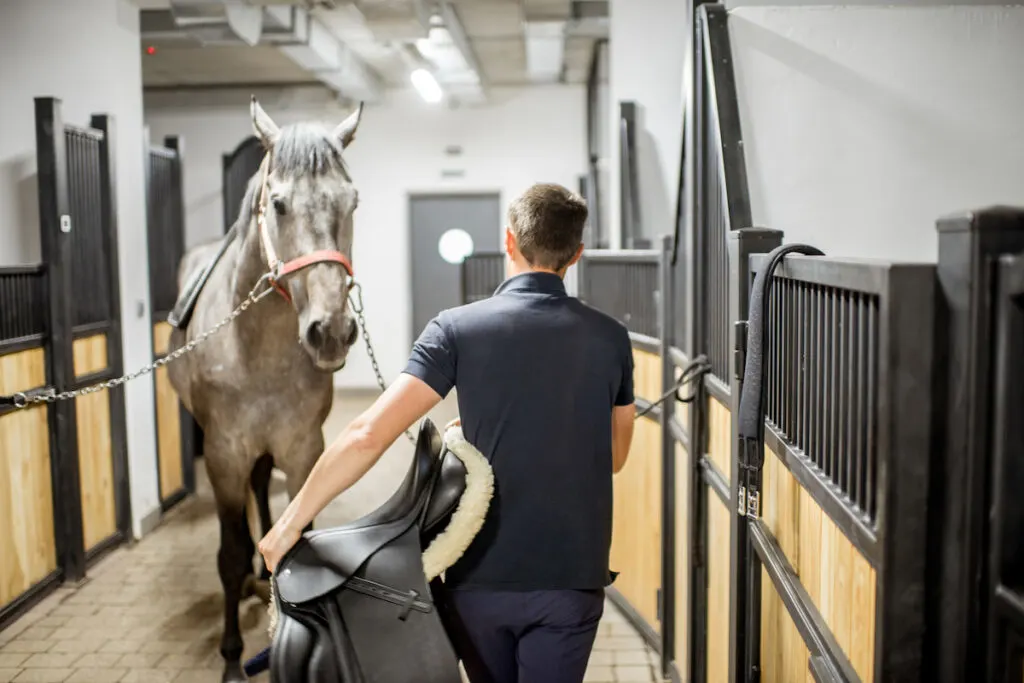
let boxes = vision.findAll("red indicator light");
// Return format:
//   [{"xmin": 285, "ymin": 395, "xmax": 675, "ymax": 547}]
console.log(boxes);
[{"xmin": 146, "ymin": 46, "xmax": 157, "ymax": 55}]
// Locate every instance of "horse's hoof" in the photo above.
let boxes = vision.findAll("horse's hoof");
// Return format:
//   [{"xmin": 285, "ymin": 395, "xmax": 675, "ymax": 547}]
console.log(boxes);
[{"xmin": 222, "ymin": 662, "xmax": 247, "ymax": 683}]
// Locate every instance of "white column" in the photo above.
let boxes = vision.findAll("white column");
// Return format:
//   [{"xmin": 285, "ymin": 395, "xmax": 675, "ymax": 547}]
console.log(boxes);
[{"xmin": 0, "ymin": 0, "xmax": 161, "ymax": 538}]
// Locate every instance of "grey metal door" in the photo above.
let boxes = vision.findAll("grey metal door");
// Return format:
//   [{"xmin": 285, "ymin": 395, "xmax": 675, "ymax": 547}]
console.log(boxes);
[{"xmin": 409, "ymin": 193, "xmax": 501, "ymax": 339}]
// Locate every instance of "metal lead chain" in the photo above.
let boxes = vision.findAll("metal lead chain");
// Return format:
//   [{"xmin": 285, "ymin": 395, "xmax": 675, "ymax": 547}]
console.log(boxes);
[
  {"xmin": 9, "ymin": 275, "xmax": 277, "ymax": 409},
  {"xmin": 349, "ymin": 283, "xmax": 416, "ymax": 444}
]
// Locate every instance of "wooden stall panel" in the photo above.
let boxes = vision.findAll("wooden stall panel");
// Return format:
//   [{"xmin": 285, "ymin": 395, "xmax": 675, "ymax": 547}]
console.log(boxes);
[
  {"xmin": 674, "ymin": 441, "xmax": 690, "ymax": 672},
  {"xmin": 762, "ymin": 446, "xmax": 877, "ymax": 682},
  {"xmin": 760, "ymin": 566, "xmax": 812, "ymax": 683},
  {"xmin": 708, "ymin": 397, "xmax": 731, "ymax": 483},
  {"xmin": 153, "ymin": 322, "xmax": 184, "ymax": 500},
  {"xmin": 706, "ymin": 493, "xmax": 731, "ymax": 683},
  {"xmin": 610, "ymin": 414, "xmax": 662, "ymax": 628},
  {"xmin": 632, "ymin": 348, "xmax": 661, "ymax": 403},
  {"xmin": 153, "ymin": 321, "xmax": 172, "ymax": 357},
  {"xmin": 73, "ymin": 334, "xmax": 108, "ymax": 377},
  {"xmin": 0, "ymin": 349, "xmax": 57, "ymax": 608},
  {"xmin": 75, "ymin": 392, "xmax": 116, "ymax": 551},
  {"xmin": 71, "ymin": 334, "xmax": 117, "ymax": 551}
]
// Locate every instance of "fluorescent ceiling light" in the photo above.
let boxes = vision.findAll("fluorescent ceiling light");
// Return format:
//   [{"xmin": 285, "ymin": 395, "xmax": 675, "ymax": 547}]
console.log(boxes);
[{"xmin": 411, "ymin": 68, "xmax": 443, "ymax": 103}]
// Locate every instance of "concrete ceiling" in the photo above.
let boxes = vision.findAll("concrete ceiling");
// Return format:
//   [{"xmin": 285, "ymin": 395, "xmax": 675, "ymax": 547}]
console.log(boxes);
[{"xmin": 138, "ymin": 0, "xmax": 604, "ymax": 92}]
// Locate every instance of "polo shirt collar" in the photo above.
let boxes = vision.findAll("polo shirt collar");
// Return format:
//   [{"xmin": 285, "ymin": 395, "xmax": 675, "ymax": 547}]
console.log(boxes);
[{"xmin": 494, "ymin": 271, "xmax": 567, "ymax": 297}]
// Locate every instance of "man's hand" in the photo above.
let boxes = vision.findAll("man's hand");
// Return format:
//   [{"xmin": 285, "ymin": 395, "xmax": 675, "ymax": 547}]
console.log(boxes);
[{"xmin": 258, "ymin": 521, "xmax": 302, "ymax": 574}]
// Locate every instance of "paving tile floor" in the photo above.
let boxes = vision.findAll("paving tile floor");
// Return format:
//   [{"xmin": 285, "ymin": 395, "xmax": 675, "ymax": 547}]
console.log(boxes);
[{"xmin": 0, "ymin": 393, "xmax": 662, "ymax": 683}]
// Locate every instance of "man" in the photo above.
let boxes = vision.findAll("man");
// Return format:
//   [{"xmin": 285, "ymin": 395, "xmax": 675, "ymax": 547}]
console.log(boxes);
[{"xmin": 258, "ymin": 182, "xmax": 636, "ymax": 683}]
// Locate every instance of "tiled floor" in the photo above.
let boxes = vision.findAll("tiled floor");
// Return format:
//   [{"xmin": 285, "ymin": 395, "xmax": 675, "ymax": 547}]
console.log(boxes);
[{"xmin": 0, "ymin": 393, "xmax": 661, "ymax": 683}]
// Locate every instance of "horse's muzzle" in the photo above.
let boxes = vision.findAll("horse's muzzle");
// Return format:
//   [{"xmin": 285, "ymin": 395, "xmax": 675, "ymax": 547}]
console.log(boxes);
[{"xmin": 301, "ymin": 315, "xmax": 357, "ymax": 372}]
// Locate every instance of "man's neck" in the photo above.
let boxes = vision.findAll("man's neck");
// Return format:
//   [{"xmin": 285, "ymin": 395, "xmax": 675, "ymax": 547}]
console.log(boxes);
[{"xmin": 508, "ymin": 263, "xmax": 564, "ymax": 279}]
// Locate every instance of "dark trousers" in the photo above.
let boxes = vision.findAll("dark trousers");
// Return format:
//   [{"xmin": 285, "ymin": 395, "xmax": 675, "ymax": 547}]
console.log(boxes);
[{"xmin": 442, "ymin": 588, "xmax": 605, "ymax": 683}]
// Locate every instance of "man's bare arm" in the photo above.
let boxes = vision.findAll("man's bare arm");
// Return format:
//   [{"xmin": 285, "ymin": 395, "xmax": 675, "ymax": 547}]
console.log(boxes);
[
  {"xmin": 612, "ymin": 403, "xmax": 635, "ymax": 474},
  {"xmin": 274, "ymin": 374, "xmax": 443, "ymax": 534}
]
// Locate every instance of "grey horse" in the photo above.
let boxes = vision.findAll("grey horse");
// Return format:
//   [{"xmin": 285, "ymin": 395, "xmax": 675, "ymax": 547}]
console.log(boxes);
[{"xmin": 167, "ymin": 98, "xmax": 364, "ymax": 683}]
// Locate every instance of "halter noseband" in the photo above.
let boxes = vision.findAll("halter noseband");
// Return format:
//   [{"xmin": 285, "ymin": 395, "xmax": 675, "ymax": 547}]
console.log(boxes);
[{"xmin": 256, "ymin": 155, "xmax": 354, "ymax": 303}]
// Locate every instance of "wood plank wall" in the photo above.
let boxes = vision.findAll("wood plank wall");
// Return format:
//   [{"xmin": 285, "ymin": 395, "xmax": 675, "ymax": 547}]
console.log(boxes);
[
  {"xmin": 72, "ymin": 335, "xmax": 117, "ymax": 551},
  {"xmin": 610, "ymin": 348, "xmax": 663, "ymax": 628},
  {"xmin": 706, "ymin": 493, "xmax": 732, "ymax": 683},
  {"xmin": 153, "ymin": 322, "xmax": 183, "ymax": 500},
  {"xmin": 707, "ymin": 397, "xmax": 731, "ymax": 483},
  {"xmin": 762, "ymin": 446, "xmax": 876, "ymax": 682},
  {"xmin": 0, "ymin": 349, "xmax": 57, "ymax": 608}
]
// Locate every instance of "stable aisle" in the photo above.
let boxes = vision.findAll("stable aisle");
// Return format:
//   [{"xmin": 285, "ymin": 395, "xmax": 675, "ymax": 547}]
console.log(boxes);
[{"xmin": 0, "ymin": 394, "xmax": 661, "ymax": 683}]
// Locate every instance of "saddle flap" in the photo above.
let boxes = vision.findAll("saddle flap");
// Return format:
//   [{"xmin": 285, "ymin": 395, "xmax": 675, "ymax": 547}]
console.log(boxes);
[
  {"xmin": 274, "ymin": 419, "xmax": 444, "ymax": 605},
  {"xmin": 168, "ymin": 225, "xmax": 238, "ymax": 330}
]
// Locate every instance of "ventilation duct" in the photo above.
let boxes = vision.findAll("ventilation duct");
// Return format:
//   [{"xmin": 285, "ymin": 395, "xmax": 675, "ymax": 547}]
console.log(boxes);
[{"xmin": 167, "ymin": 0, "xmax": 263, "ymax": 46}]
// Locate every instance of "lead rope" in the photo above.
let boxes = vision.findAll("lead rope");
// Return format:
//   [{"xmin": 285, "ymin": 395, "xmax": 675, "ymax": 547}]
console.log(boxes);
[
  {"xmin": 348, "ymin": 282, "xmax": 416, "ymax": 444},
  {"xmin": 634, "ymin": 354, "xmax": 711, "ymax": 420}
]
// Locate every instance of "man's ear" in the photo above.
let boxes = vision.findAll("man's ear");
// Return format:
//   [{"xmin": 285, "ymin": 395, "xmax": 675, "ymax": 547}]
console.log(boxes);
[
  {"xmin": 504, "ymin": 227, "xmax": 516, "ymax": 257},
  {"xmin": 567, "ymin": 243, "xmax": 584, "ymax": 268}
]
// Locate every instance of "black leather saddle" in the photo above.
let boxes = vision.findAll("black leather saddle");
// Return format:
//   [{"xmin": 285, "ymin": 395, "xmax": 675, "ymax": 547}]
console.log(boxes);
[{"xmin": 269, "ymin": 418, "xmax": 468, "ymax": 683}]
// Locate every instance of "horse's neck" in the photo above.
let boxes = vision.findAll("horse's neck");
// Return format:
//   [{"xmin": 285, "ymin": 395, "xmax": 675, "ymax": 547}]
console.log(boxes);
[{"xmin": 231, "ymin": 223, "xmax": 301, "ymax": 358}]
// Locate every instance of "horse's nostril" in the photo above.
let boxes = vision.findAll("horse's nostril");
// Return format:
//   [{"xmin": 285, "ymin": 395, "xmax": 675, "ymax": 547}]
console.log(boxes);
[
  {"xmin": 344, "ymin": 318, "xmax": 358, "ymax": 346},
  {"xmin": 306, "ymin": 320, "xmax": 326, "ymax": 349}
]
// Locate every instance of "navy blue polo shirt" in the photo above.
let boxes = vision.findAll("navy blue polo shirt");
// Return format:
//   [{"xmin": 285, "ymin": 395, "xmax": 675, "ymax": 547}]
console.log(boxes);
[{"xmin": 403, "ymin": 271, "xmax": 634, "ymax": 591}]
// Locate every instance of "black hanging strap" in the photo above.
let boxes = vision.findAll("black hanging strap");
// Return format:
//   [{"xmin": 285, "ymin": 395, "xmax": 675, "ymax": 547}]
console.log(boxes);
[{"xmin": 736, "ymin": 244, "xmax": 824, "ymax": 474}]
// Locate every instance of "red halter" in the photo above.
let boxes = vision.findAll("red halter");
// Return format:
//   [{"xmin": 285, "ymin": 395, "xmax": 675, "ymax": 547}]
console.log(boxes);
[{"xmin": 256, "ymin": 155, "xmax": 354, "ymax": 302}]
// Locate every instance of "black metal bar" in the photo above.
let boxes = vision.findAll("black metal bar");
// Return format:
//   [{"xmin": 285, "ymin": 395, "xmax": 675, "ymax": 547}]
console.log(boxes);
[
  {"xmin": 635, "ymin": 398, "xmax": 661, "ymax": 422},
  {"xmin": 729, "ymin": 228, "xmax": 784, "ymax": 683},
  {"xmin": 930, "ymin": 208, "xmax": 1024, "ymax": 683},
  {"xmin": 0, "ymin": 570, "xmax": 63, "ymax": 633},
  {"xmin": 984, "ymin": 254, "xmax": 1024, "ymax": 682},
  {"xmin": 164, "ymin": 134, "xmax": 195, "ymax": 495},
  {"xmin": 619, "ymin": 101, "xmax": 641, "ymax": 248},
  {"xmin": 0, "ymin": 335, "xmax": 47, "ymax": 356},
  {"xmin": 749, "ymin": 520, "xmax": 858, "ymax": 683},
  {"xmin": 630, "ymin": 332, "xmax": 661, "ymax": 355},
  {"xmin": 705, "ymin": 374, "xmax": 730, "ymax": 405},
  {"xmin": 700, "ymin": 458, "xmax": 730, "ymax": 507},
  {"xmin": 91, "ymin": 113, "xmax": 132, "ymax": 541},
  {"xmin": 659, "ymin": 235, "xmax": 677, "ymax": 678},
  {"xmin": 35, "ymin": 96, "xmax": 86, "ymax": 583}
]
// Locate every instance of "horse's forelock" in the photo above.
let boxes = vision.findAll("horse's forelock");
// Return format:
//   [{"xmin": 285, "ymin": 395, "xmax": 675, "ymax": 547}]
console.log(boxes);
[{"xmin": 271, "ymin": 123, "xmax": 350, "ymax": 180}]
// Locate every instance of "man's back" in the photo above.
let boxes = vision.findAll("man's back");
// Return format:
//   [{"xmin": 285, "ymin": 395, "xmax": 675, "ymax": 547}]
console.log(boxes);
[{"xmin": 405, "ymin": 271, "xmax": 634, "ymax": 591}]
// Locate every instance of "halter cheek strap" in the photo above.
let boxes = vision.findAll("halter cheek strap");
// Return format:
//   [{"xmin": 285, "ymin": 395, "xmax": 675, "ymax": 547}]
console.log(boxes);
[{"xmin": 256, "ymin": 155, "xmax": 354, "ymax": 303}]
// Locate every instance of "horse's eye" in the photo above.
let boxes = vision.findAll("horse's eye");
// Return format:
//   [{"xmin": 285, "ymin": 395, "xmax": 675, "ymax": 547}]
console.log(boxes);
[{"xmin": 272, "ymin": 197, "xmax": 287, "ymax": 216}]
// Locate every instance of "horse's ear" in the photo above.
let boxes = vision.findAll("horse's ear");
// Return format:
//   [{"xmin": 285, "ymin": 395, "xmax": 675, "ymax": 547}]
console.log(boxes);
[
  {"xmin": 334, "ymin": 102, "xmax": 364, "ymax": 150},
  {"xmin": 250, "ymin": 96, "xmax": 280, "ymax": 149}
]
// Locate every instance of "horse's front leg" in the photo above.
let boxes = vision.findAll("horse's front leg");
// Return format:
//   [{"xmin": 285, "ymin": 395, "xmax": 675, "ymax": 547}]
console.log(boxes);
[
  {"xmin": 206, "ymin": 442, "xmax": 257, "ymax": 683},
  {"xmin": 276, "ymin": 428, "xmax": 326, "ymax": 534}
]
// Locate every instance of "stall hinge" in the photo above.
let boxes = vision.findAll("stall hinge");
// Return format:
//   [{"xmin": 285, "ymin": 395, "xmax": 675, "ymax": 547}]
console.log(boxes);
[{"xmin": 734, "ymin": 320, "xmax": 748, "ymax": 381}]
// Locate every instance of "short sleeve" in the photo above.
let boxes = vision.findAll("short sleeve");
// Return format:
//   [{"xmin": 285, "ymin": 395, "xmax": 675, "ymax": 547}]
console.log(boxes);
[
  {"xmin": 614, "ymin": 331, "xmax": 635, "ymax": 407},
  {"xmin": 403, "ymin": 316, "xmax": 456, "ymax": 398}
]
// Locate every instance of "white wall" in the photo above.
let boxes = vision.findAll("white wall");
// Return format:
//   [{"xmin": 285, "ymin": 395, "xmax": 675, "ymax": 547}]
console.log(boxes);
[
  {"xmin": 0, "ymin": 0, "xmax": 161, "ymax": 537},
  {"xmin": 730, "ymin": 5, "xmax": 1024, "ymax": 261},
  {"xmin": 145, "ymin": 85, "xmax": 587, "ymax": 389},
  {"xmin": 608, "ymin": 0, "xmax": 689, "ymax": 248}
]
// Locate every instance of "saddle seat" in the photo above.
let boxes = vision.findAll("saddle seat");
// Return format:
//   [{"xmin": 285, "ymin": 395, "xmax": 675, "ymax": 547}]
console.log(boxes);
[{"xmin": 270, "ymin": 418, "xmax": 468, "ymax": 683}]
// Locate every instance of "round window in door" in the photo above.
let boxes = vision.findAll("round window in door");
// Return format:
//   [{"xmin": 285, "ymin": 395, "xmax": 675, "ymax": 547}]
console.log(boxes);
[{"xmin": 438, "ymin": 228, "xmax": 475, "ymax": 264}]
